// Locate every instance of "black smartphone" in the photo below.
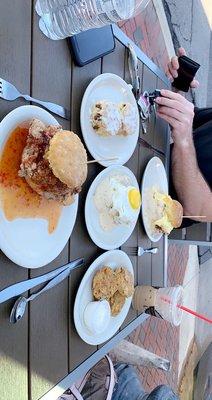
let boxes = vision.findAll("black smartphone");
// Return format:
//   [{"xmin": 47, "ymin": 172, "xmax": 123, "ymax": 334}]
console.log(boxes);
[
  {"xmin": 68, "ymin": 25, "xmax": 116, "ymax": 67},
  {"xmin": 172, "ymin": 55, "xmax": 200, "ymax": 92}
]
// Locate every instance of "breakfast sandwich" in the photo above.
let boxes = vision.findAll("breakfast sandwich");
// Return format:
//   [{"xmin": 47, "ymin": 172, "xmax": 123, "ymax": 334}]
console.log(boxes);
[
  {"xmin": 19, "ymin": 119, "xmax": 87, "ymax": 205},
  {"xmin": 153, "ymin": 190, "xmax": 183, "ymax": 234}
]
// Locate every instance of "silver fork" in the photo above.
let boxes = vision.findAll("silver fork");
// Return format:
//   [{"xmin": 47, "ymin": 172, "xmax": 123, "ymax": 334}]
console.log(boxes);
[
  {"xmin": 122, "ymin": 246, "xmax": 158, "ymax": 256},
  {"xmin": 0, "ymin": 78, "xmax": 70, "ymax": 120}
]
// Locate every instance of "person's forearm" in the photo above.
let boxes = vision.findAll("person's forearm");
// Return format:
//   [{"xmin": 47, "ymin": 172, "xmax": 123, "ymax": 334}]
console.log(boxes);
[{"xmin": 172, "ymin": 140, "xmax": 211, "ymax": 220}]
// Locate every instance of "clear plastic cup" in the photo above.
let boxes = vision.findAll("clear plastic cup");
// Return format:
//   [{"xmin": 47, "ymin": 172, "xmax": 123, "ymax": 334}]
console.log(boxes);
[
  {"xmin": 132, "ymin": 285, "xmax": 157, "ymax": 312},
  {"xmin": 132, "ymin": 284, "xmax": 184, "ymax": 327},
  {"xmin": 155, "ymin": 285, "xmax": 184, "ymax": 326}
]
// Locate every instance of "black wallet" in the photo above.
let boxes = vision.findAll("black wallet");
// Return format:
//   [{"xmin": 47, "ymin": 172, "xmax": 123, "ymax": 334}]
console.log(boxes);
[{"xmin": 172, "ymin": 55, "xmax": 200, "ymax": 92}]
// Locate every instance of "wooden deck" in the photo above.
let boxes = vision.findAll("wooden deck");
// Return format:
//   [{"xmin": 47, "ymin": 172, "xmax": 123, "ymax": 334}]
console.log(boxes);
[{"xmin": 0, "ymin": 4, "xmax": 170, "ymax": 400}]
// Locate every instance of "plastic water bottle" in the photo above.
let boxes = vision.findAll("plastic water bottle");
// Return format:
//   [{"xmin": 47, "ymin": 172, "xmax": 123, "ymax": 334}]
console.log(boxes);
[{"xmin": 35, "ymin": 0, "xmax": 150, "ymax": 40}]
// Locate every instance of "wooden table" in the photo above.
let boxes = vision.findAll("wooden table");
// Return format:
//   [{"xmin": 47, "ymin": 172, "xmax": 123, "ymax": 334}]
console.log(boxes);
[{"xmin": 0, "ymin": 3, "xmax": 170, "ymax": 400}]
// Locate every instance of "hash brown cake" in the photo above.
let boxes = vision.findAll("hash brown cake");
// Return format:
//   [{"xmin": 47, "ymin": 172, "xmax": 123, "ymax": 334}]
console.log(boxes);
[
  {"xmin": 110, "ymin": 291, "xmax": 126, "ymax": 316},
  {"xmin": 92, "ymin": 266, "xmax": 118, "ymax": 301},
  {"xmin": 115, "ymin": 267, "xmax": 134, "ymax": 297}
]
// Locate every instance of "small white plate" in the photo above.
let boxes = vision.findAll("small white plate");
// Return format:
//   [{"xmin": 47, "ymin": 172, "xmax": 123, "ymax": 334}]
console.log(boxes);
[
  {"xmin": 0, "ymin": 105, "xmax": 78, "ymax": 268},
  {"xmin": 85, "ymin": 165, "xmax": 140, "ymax": 250},
  {"xmin": 141, "ymin": 157, "xmax": 168, "ymax": 242},
  {"xmin": 74, "ymin": 250, "xmax": 134, "ymax": 345},
  {"xmin": 80, "ymin": 73, "xmax": 139, "ymax": 167}
]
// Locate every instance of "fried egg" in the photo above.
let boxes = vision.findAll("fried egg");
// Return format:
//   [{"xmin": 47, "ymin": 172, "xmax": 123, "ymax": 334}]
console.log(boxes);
[{"xmin": 109, "ymin": 178, "xmax": 141, "ymax": 225}]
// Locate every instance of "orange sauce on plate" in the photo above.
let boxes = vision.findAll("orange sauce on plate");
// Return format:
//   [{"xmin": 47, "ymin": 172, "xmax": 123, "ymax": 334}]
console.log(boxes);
[{"xmin": 0, "ymin": 125, "xmax": 62, "ymax": 233}]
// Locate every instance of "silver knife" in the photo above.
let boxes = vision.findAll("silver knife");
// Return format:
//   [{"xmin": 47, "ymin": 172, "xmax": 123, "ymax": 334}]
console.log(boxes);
[
  {"xmin": 128, "ymin": 43, "xmax": 141, "ymax": 100},
  {"xmin": 0, "ymin": 258, "xmax": 84, "ymax": 304}
]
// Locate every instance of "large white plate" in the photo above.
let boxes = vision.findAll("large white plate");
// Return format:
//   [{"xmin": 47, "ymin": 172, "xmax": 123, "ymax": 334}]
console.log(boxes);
[
  {"xmin": 85, "ymin": 165, "xmax": 140, "ymax": 250},
  {"xmin": 80, "ymin": 73, "xmax": 139, "ymax": 167},
  {"xmin": 74, "ymin": 250, "xmax": 134, "ymax": 345},
  {"xmin": 141, "ymin": 157, "xmax": 168, "ymax": 242},
  {"xmin": 0, "ymin": 105, "xmax": 78, "ymax": 268}
]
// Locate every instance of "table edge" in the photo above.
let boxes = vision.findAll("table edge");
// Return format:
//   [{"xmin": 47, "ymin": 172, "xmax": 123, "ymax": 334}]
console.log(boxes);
[
  {"xmin": 112, "ymin": 25, "xmax": 170, "ymax": 85},
  {"xmin": 39, "ymin": 313, "xmax": 149, "ymax": 400}
]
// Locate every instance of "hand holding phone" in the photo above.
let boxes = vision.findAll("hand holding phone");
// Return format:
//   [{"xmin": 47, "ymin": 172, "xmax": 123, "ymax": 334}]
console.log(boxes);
[{"xmin": 172, "ymin": 55, "xmax": 200, "ymax": 92}]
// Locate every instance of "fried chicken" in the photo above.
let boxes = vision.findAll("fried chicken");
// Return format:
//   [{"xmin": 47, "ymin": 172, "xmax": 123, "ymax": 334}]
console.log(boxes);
[{"xmin": 19, "ymin": 119, "xmax": 87, "ymax": 205}]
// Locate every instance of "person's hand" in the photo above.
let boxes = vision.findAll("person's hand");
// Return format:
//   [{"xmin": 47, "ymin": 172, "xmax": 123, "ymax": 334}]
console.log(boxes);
[
  {"xmin": 166, "ymin": 47, "xmax": 199, "ymax": 89},
  {"xmin": 155, "ymin": 89, "xmax": 194, "ymax": 146}
]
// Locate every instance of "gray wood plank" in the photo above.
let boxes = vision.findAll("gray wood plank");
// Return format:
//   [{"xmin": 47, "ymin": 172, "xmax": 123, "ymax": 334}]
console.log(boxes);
[
  {"xmin": 102, "ymin": 39, "xmax": 125, "ymax": 76},
  {"xmin": 151, "ymin": 152, "xmax": 166, "ymax": 288},
  {"xmin": 69, "ymin": 58, "xmax": 102, "ymax": 371},
  {"xmin": 122, "ymin": 46, "xmax": 139, "ymax": 327},
  {"xmin": 0, "ymin": 1, "xmax": 32, "ymax": 399},
  {"xmin": 0, "ymin": 1, "xmax": 31, "ymax": 121},
  {"xmin": 137, "ymin": 60, "xmax": 154, "ymax": 287},
  {"xmin": 29, "ymin": 247, "xmax": 69, "ymax": 400},
  {"xmin": 103, "ymin": 40, "xmax": 138, "ymax": 327},
  {"xmin": 151, "ymin": 78, "xmax": 169, "ymax": 287},
  {"xmin": 29, "ymin": 10, "xmax": 71, "ymax": 400},
  {"xmin": 169, "ymin": 228, "xmax": 185, "ymax": 240},
  {"xmin": 170, "ymin": 223, "xmax": 211, "ymax": 243},
  {"xmin": 186, "ymin": 222, "xmax": 209, "ymax": 242},
  {"xmin": 138, "ymin": 147, "xmax": 154, "ymax": 286},
  {"xmin": 0, "ymin": 255, "xmax": 28, "ymax": 400},
  {"xmin": 141, "ymin": 66, "xmax": 157, "ymax": 144},
  {"xmin": 152, "ymin": 145, "xmax": 169, "ymax": 287},
  {"xmin": 154, "ymin": 78, "xmax": 169, "ymax": 152}
]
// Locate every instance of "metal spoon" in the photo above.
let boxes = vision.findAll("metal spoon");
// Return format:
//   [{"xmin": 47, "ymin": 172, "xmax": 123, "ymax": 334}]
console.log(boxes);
[{"xmin": 10, "ymin": 259, "xmax": 83, "ymax": 324}]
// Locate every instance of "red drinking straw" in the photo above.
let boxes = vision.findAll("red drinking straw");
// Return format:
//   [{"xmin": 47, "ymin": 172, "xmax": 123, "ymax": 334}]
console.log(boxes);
[
  {"xmin": 176, "ymin": 304, "xmax": 212, "ymax": 324},
  {"xmin": 161, "ymin": 296, "xmax": 212, "ymax": 324}
]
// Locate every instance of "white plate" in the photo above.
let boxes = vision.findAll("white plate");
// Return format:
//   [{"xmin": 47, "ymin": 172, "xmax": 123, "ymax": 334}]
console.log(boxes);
[
  {"xmin": 80, "ymin": 73, "xmax": 139, "ymax": 167},
  {"xmin": 0, "ymin": 105, "xmax": 78, "ymax": 268},
  {"xmin": 74, "ymin": 250, "xmax": 134, "ymax": 345},
  {"xmin": 85, "ymin": 165, "xmax": 140, "ymax": 250},
  {"xmin": 141, "ymin": 157, "xmax": 168, "ymax": 242}
]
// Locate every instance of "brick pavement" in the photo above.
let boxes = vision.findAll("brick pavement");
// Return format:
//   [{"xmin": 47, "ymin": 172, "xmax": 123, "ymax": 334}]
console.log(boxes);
[
  {"xmin": 119, "ymin": 0, "xmax": 170, "ymax": 72},
  {"xmin": 128, "ymin": 244, "xmax": 189, "ymax": 394}
]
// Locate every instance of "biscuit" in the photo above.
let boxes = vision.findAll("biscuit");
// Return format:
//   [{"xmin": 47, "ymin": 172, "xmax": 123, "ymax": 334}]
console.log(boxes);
[
  {"xmin": 46, "ymin": 130, "xmax": 87, "ymax": 191},
  {"xmin": 115, "ymin": 267, "xmax": 134, "ymax": 297},
  {"xmin": 92, "ymin": 267, "xmax": 118, "ymax": 301},
  {"xmin": 110, "ymin": 291, "xmax": 126, "ymax": 316}
]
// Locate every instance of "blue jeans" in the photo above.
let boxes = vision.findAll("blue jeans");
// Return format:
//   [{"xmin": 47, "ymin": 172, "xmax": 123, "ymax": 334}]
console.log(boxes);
[{"xmin": 112, "ymin": 364, "xmax": 179, "ymax": 400}]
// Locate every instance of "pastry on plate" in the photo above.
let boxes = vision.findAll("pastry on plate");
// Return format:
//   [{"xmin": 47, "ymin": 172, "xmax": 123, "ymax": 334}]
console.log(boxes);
[
  {"xmin": 91, "ymin": 100, "xmax": 137, "ymax": 137},
  {"xmin": 91, "ymin": 101, "xmax": 122, "ymax": 137},
  {"xmin": 19, "ymin": 119, "xmax": 87, "ymax": 205},
  {"xmin": 119, "ymin": 102, "xmax": 138, "ymax": 136}
]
